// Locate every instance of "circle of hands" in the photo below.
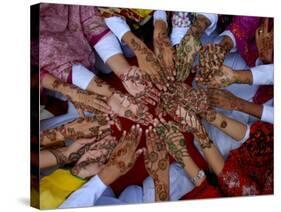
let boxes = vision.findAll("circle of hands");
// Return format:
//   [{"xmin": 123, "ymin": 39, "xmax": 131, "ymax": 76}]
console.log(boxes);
[{"xmin": 42, "ymin": 17, "xmax": 272, "ymax": 200}]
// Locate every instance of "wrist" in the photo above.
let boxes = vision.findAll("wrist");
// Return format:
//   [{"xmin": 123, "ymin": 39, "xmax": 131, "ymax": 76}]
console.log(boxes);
[
  {"xmin": 98, "ymin": 167, "xmax": 118, "ymax": 186},
  {"xmin": 219, "ymin": 36, "xmax": 233, "ymax": 53},
  {"xmin": 233, "ymin": 70, "xmax": 253, "ymax": 84}
]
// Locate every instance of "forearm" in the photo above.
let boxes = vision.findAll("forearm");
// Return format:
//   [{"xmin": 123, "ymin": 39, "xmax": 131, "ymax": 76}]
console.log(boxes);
[
  {"xmin": 86, "ymin": 78, "xmax": 114, "ymax": 98},
  {"xmin": 122, "ymin": 31, "xmax": 143, "ymax": 53},
  {"xmin": 105, "ymin": 54, "xmax": 131, "ymax": 77},
  {"xmin": 208, "ymin": 112, "xmax": 247, "ymax": 141},
  {"xmin": 237, "ymin": 98, "xmax": 263, "ymax": 119},
  {"xmin": 40, "ymin": 150, "xmax": 62, "ymax": 169},
  {"xmin": 233, "ymin": 70, "xmax": 253, "ymax": 84},
  {"xmin": 154, "ymin": 176, "xmax": 169, "ymax": 201},
  {"xmin": 196, "ymin": 139, "xmax": 225, "ymax": 176},
  {"xmin": 154, "ymin": 20, "xmax": 167, "ymax": 36},
  {"xmin": 183, "ymin": 157, "xmax": 205, "ymax": 186}
]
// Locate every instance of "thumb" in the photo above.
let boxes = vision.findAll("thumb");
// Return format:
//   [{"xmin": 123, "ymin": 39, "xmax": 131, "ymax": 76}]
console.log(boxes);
[{"xmin": 134, "ymin": 148, "xmax": 145, "ymax": 161}]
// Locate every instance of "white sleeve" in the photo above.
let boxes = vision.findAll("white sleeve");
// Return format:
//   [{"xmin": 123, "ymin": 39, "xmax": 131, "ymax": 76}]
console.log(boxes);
[
  {"xmin": 214, "ymin": 30, "xmax": 237, "ymax": 53},
  {"xmin": 170, "ymin": 12, "xmax": 191, "ymax": 46},
  {"xmin": 94, "ymin": 32, "xmax": 123, "ymax": 63},
  {"xmin": 104, "ymin": 16, "xmax": 131, "ymax": 42},
  {"xmin": 72, "ymin": 64, "xmax": 95, "ymax": 90},
  {"xmin": 261, "ymin": 105, "xmax": 274, "ymax": 124},
  {"xmin": 59, "ymin": 175, "xmax": 108, "ymax": 208},
  {"xmin": 197, "ymin": 13, "xmax": 218, "ymax": 36},
  {"xmin": 170, "ymin": 27, "xmax": 189, "ymax": 46},
  {"xmin": 250, "ymin": 64, "xmax": 274, "ymax": 85},
  {"xmin": 153, "ymin": 10, "xmax": 168, "ymax": 27}
]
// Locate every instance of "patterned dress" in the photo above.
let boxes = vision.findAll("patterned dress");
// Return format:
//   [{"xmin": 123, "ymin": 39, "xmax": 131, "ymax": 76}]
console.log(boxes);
[{"xmin": 39, "ymin": 3, "xmax": 111, "ymax": 82}]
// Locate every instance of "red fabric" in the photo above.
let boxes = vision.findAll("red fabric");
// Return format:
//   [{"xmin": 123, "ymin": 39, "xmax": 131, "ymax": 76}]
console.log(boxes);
[
  {"xmin": 253, "ymin": 85, "xmax": 273, "ymax": 105},
  {"xmin": 181, "ymin": 180, "xmax": 222, "ymax": 200},
  {"xmin": 217, "ymin": 121, "xmax": 273, "ymax": 196}
]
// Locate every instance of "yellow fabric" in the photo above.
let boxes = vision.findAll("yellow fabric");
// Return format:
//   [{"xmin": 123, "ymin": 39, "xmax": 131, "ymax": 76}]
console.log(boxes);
[{"xmin": 40, "ymin": 169, "xmax": 86, "ymax": 209}]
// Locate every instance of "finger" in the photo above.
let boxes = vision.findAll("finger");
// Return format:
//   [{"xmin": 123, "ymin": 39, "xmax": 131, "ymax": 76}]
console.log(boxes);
[
  {"xmin": 134, "ymin": 148, "xmax": 145, "ymax": 161},
  {"xmin": 263, "ymin": 18, "xmax": 269, "ymax": 33}
]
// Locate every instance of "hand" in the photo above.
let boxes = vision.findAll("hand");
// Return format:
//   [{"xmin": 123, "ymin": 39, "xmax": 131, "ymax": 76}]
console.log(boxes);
[
  {"xmin": 179, "ymin": 112, "xmax": 212, "ymax": 149},
  {"xmin": 203, "ymin": 65, "xmax": 237, "ymax": 88},
  {"xmin": 175, "ymin": 15, "xmax": 210, "ymax": 82},
  {"xmin": 144, "ymin": 126, "xmax": 169, "ymax": 201},
  {"xmin": 195, "ymin": 43, "xmax": 228, "ymax": 85},
  {"xmin": 124, "ymin": 33, "xmax": 167, "ymax": 90},
  {"xmin": 207, "ymin": 88, "xmax": 241, "ymax": 110},
  {"xmin": 71, "ymin": 135, "xmax": 117, "ymax": 179},
  {"xmin": 48, "ymin": 137, "xmax": 98, "ymax": 166},
  {"xmin": 107, "ymin": 91, "xmax": 153, "ymax": 126},
  {"xmin": 153, "ymin": 118, "xmax": 189, "ymax": 168},
  {"xmin": 40, "ymin": 115, "xmax": 112, "ymax": 147},
  {"xmin": 176, "ymin": 30, "xmax": 201, "ymax": 82},
  {"xmin": 256, "ymin": 18, "xmax": 273, "ymax": 64},
  {"xmin": 46, "ymin": 75, "xmax": 112, "ymax": 115},
  {"xmin": 120, "ymin": 66, "xmax": 160, "ymax": 105},
  {"xmin": 98, "ymin": 125, "xmax": 144, "ymax": 185},
  {"xmin": 154, "ymin": 26, "xmax": 176, "ymax": 81}
]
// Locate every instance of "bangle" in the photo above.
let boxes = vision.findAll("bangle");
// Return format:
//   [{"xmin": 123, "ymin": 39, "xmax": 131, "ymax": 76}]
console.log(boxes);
[{"xmin": 191, "ymin": 169, "xmax": 206, "ymax": 185}]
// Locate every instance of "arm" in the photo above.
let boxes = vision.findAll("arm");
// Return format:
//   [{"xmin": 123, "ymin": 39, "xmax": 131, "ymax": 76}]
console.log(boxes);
[
  {"xmin": 153, "ymin": 119, "xmax": 206, "ymax": 187},
  {"xmin": 208, "ymin": 88, "xmax": 273, "ymax": 124},
  {"xmin": 206, "ymin": 111, "xmax": 248, "ymax": 141},
  {"xmin": 144, "ymin": 127, "xmax": 170, "ymax": 201},
  {"xmin": 61, "ymin": 125, "xmax": 144, "ymax": 208}
]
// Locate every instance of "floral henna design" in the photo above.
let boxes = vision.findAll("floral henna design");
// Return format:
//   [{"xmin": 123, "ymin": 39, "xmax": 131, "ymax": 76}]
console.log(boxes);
[
  {"xmin": 144, "ymin": 127, "xmax": 169, "ymax": 201},
  {"xmin": 71, "ymin": 136, "xmax": 117, "ymax": 179},
  {"xmin": 119, "ymin": 66, "xmax": 159, "ymax": 105},
  {"xmin": 196, "ymin": 44, "xmax": 228, "ymax": 85},
  {"xmin": 49, "ymin": 149, "xmax": 68, "ymax": 166},
  {"xmin": 129, "ymin": 37, "xmax": 167, "ymax": 89},
  {"xmin": 101, "ymin": 125, "xmax": 143, "ymax": 180},
  {"xmin": 153, "ymin": 119, "xmax": 190, "ymax": 168},
  {"xmin": 40, "ymin": 115, "xmax": 112, "ymax": 147},
  {"xmin": 107, "ymin": 91, "xmax": 153, "ymax": 126},
  {"xmin": 154, "ymin": 30, "xmax": 176, "ymax": 80},
  {"xmin": 50, "ymin": 79, "xmax": 111, "ymax": 114}
]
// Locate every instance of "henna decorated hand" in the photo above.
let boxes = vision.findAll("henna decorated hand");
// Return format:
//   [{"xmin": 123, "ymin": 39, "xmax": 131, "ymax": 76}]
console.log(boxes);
[
  {"xmin": 178, "ymin": 112, "xmax": 213, "ymax": 150},
  {"xmin": 107, "ymin": 91, "xmax": 153, "ymax": 126},
  {"xmin": 144, "ymin": 126, "xmax": 169, "ymax": 201},
  {"xmin": 71, "ymin": 135, "xmax": 117, "ymax": 179},
  {"xmin": 256, "ymin": 18, "xmax": 273, "ymax": 64},
  {"xmin": 40, "ymin": 115, "xmax": 112, "ymax": 147},
  {"xmin": 48, "ymin": 137, "xmax": 98, "ymax": 167},
  {"xmin": 154, "ymin": 28, "xmax": 176, "ymax": 81},
  {"xmin": 207, "ymin": 88, "xmax": 241, "ymax": 111},
  {"xmin": 175, "ymin": 15, "xmax": 210, "ymax": 82},
  {"xmin": 120, "ymin": 66, "xmax": 160, "ymax": 105},
  {"xmin": 195, "ymin": 43, "xmax": 228, "ymax": 85},
  {"xmin": 176, "ymin": 30, "xmax": 201, "ymax": 82},
  {"xmin": 202, "ymin": 65, "xmax": 237, "ymax": 88},
  {"xmin": 125, "ymin": 33, "xmax": 167, "ymax": 90},
  {"xmin": 153, "ymin": 118, "xmax": 190, "ymax": 168},
  {"xmin": 44, "ymin": 74, "xmax": 112, "ymax": 115},
  {"xmin": 98, "ymin": 125, "xmax": 145, "ymax": 185}
]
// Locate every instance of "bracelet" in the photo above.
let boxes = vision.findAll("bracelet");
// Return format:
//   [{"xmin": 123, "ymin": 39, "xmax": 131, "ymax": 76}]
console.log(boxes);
[{"xmin": 191, "ymin": 169, "xmax": 206, "ymax": 185}]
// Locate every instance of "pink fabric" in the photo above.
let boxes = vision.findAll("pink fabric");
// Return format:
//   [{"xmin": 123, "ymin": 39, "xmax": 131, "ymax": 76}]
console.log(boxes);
[
  {"xmin": 228, "ymin": 16, "xmax": 260, "ymax": 67},
  {"xmin": 39, "ymin": 3, "xmax": 110, "ymax": 82}
]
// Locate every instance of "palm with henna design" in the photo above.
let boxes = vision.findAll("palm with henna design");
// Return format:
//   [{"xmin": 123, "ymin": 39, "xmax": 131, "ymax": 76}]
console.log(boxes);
[
  {"xmin": 107, "ymin": 91, "xmax": 153, "ymax": 126},
  {"xmin": 144, "ymin": 126, "xmax": 169, "ymax": 201},
  {"xmin": 120, "ymin": 66, "xmax": 160, "ymax": 105},
  {"xmin": 98, "ymin": 125, "xmax": 145, "ymax": 185},
  {"xmin": 153, "ymin": 118, "xmax": 190, "ymax": 168},
  {"xmin": 71, "ymin": 135, "xmax": 117, "ymax": 179}
]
